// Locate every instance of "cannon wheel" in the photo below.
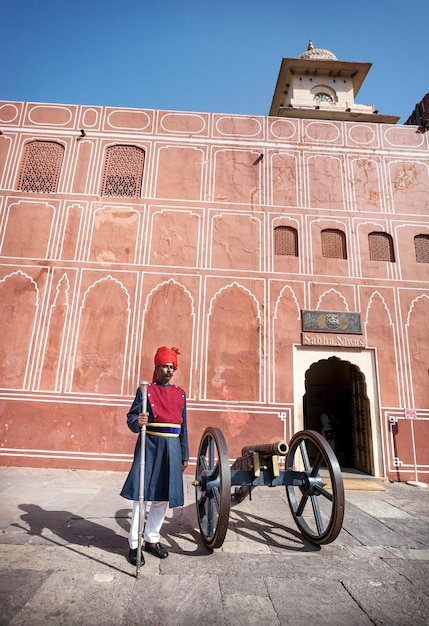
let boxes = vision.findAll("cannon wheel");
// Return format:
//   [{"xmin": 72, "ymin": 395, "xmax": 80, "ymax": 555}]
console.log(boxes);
[
  {"xmin": 194, "ymin": 426, "xmax": 231, "ymax": 550},
  {"xmin": 285, "ymin": 430, "xmax": 345, "ymax": 545}
]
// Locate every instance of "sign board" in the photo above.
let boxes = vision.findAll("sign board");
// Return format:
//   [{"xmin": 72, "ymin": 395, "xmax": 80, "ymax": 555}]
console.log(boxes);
[{"xmin": 301, "ymin": 333, "xmax": 366, "ymax": 348}]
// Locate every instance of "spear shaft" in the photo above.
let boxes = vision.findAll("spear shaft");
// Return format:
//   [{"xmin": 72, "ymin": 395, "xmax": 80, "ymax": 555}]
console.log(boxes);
[{"xmin": 136, "ymin": 380, "xmax": 149, "ymax": 578}]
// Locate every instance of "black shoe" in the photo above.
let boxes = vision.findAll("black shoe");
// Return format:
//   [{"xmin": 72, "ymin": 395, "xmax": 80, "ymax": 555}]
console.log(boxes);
[
  {"xmin": 129, "ymin": 548, "xmax": 145, "ymax": 566},
  {"xmin": 144, "ymin": 542, "xmax": 168, "ymax": 559}
]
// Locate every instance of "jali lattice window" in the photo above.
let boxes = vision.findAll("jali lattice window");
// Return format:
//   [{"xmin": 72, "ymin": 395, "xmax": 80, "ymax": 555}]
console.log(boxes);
[
  {"xmin": 274, "ymin": 226, "xmax": 298, "ymax": 256},
  {"xmin": 17, "ymin": 141, "xmax": 64, "ymax": 193},
  {"xmin": 368, "ymin": 232, "xmax": 395, "ymax": 262},
  {"xmin": 321, "ymin": 229, "xmax": 347, "ymax": 259},
  {"xmin": 101, "ymin": 145, "xmax": 145, "ymax": 197},
  {"xmin": 414, "ymin": 234, "xmax": 429, "ymax": 263}
]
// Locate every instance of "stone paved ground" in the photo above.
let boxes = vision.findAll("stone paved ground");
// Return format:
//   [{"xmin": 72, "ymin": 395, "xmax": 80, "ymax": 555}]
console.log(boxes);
[{"xmin": 0, "ymin": 467, "xmax": 428, "ymax": 625}]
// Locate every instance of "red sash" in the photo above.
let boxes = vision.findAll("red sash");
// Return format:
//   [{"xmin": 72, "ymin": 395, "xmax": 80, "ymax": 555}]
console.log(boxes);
[{"xmin": 147, "ymin": 383, "xmax": 184, "ymax": 424}]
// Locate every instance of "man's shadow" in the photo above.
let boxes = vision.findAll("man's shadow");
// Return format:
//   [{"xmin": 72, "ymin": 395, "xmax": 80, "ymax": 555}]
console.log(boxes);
[
  {"xmin": 16, "ymin": 503, "xmax": 128, "ymax": 549},
  {"xmin": 14, "ymin": 501, "xmax": 209, "ymax": 573},
  {"xmin": 14, "ymin": 503, "xmax": 135, "ymax": 573}
]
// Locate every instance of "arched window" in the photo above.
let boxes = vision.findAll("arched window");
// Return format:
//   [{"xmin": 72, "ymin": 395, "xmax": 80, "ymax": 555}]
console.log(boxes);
[
  {"xmin": 310, "ymin": 84, "xmax": 337, "ymax": 104},
  {"xmin": 368, "ymin": 232, "xmax": 395, "ymax": 262},
  {"xmin": 314, "ymin": 92, "xmax": 333, "ymax": 103},
  {"xmin": 100, "ymin": 145, "xmax": 145, "ymax": 197},
  {"xmin": 17, "ymin": 141, "xmax": 64, "ymax": 193},
  {"xmin": 274, "ymin": 226, "xmax": 298, "ymax": 256},
  {"xmin": 414, "ymin": 234, "xmax": 429, "ymax": 263},
  {"xmin": 321, "ymin": 229, "xmax": 347, "ymax": 259}
]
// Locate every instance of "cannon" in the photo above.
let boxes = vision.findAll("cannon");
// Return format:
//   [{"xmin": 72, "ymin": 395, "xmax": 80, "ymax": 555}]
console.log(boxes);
[{"xmin": 193, "ymin": 427, "xmax": 345, "ymax": 550}]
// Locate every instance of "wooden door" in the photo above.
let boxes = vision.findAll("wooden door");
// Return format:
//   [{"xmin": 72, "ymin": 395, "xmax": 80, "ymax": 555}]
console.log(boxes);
[{"xmin": 351, "ymin": 368, "xmax": 372, "ymax": 474}]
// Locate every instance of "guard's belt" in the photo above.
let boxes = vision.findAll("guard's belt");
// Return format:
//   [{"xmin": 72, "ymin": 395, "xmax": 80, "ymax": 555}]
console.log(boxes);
[{"xmin": 146, "ymin": 423, "xmax": 181, "ymax": 437}]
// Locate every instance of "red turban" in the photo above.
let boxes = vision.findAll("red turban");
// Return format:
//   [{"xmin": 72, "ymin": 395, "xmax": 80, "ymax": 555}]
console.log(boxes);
[
  {"xmin": 154, "ymin": 346, "xmax": 180, "ymax": 369},
  {"xmin": 153, "ymin": 346, "xmax": 180, "ymax": 382}
]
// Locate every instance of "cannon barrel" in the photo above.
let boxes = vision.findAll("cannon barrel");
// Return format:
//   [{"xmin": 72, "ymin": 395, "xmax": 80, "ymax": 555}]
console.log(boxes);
[{"xmin": 241, "ymin": 440, "xmax": 289, "ymax": 457}]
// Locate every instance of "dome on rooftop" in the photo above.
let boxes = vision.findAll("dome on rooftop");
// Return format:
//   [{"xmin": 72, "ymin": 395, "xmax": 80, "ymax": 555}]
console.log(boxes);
[{"xmin": 298, "ymin": 40, "xmax": 337, "ymax": 61}]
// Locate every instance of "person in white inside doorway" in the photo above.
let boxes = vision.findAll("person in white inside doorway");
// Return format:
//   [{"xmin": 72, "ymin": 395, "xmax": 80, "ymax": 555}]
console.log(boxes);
[{"xmin": 320, "ymin": 403, "xmax": 336, "ymax": 451}]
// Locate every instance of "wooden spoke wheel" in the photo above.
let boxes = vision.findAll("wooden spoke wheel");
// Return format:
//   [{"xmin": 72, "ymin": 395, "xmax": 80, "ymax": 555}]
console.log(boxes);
[
  {"xmin": 285, "ymin": 430, "xmax": 345, "ymax": 545},
  {"xmin": 194, "ymin": 427, "xmax": 231, "ymax": 550}
]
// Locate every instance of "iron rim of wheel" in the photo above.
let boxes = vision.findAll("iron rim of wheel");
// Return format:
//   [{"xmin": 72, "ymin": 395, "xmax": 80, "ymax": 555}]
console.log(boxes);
[
  {"xmin": 285, "ymin": 429, "xmax": 345, "ymax": 545},
  {"xmin": 194, "ymin": 426, "xmax": 231, "ymax": 550}
]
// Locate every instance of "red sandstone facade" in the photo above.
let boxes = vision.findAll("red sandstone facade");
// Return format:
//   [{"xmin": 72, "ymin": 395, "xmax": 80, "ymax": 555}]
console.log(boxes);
[{"xmin": 0, "ymin": 47, "xmax": 428, "ymax": 483}]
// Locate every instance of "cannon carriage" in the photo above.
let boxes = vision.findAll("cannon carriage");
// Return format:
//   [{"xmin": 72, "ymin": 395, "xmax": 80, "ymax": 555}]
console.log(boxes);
[{"xmin": 193, "ymin": 427, "xmax": 345, "ymax": 550}]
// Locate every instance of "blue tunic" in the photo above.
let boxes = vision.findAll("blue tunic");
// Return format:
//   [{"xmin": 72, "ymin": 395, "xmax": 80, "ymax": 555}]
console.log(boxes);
[{"xmin": 120, "ymin": 383, "xmax": 189, "ymax": 507}]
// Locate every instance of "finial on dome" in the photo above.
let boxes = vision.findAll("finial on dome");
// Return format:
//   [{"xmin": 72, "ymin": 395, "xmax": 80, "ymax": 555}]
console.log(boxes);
[{"xmin": 298, "ymin": 42, "xmax": 338, "ymax": 61}]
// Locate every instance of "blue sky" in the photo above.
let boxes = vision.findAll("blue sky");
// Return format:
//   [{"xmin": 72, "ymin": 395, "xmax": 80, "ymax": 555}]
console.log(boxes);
[{"xmin": 1, "ymin": 0, "xmax": 426, "ymax": 123}]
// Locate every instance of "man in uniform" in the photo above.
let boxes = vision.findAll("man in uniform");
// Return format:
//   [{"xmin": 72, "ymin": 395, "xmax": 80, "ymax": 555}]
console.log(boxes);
[{"xmin": 120, "ymin": 346, "xmax": 189, "ymax": 566}]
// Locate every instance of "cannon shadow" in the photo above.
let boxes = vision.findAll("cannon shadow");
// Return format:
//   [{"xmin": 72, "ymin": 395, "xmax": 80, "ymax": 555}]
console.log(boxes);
[{"xmin": 228, "ymin": 506, "xmax": 321, "ymax": 552}]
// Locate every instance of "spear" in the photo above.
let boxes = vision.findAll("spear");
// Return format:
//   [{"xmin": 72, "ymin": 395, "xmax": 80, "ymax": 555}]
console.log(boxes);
[{"xmin": 136, "ymin": 380, "xmax": 149, "ymax": 578}]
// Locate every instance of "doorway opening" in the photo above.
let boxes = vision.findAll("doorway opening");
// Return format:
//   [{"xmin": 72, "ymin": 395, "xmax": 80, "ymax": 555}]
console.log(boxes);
[{"xmin": 303, "ymin": 356, "xmax": 373, "ymax": 474}]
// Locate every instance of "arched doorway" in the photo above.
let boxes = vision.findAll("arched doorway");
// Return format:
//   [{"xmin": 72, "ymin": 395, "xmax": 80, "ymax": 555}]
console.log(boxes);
[{"xmin": 303, "ymin": 356, "xmax": 373, "ymax": 474}]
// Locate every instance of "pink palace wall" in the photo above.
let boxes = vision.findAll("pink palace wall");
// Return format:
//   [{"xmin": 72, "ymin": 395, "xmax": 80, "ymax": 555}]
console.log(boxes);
[{"xmin": 0, "ymin": 101, "xmax": 428, "ymax": 481}]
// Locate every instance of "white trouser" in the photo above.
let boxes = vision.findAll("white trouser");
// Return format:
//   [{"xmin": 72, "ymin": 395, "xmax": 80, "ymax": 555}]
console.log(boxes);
[{"xmin": 128, "ymin": 500, "xmax": 169, "ymax": 549}]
